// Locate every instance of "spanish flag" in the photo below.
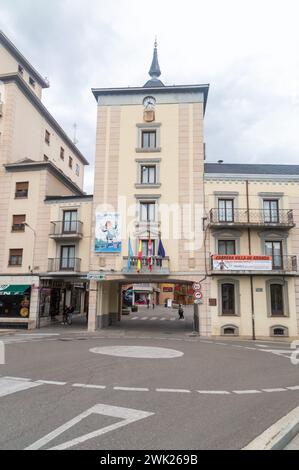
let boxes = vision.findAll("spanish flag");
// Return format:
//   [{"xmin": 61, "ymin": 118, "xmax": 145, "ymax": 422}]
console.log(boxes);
[{"xmin": 137, "ymin": 240, "xmax": 142, "ymax": 273}]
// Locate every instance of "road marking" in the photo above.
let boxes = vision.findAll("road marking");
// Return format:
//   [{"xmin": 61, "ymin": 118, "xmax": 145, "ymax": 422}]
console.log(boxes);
[
  {"xmin": 160, "ymin": 318, "xmax": 167, "ymax": 321},
  {"xmin": 25, "ymin": 404, "xmax": 154, "ymax": 451},
  {"xmin": 16, "ymin": 333, "xmax": 60, "ymax": 337},
  {"xmin": 72, "ymin": 384, "xmax": 106, "ymax": 390},
  {"xmin": 156, "ymin": 388, "xmax": 191, "ymax": 394},
  {"xmin": 197, "ymin": 390, "xmax": 230, "ymax": 395},
  {"xmin": 90, "ymin": 346, "xmax": 184, "ymax": 359},
  {"xmin": 114, "ymin": 387, "xmax": 150, "ymax": 392},
  {"xmin": 141, "ymin": 317, "xmax": 148, "ymax": 321},
  {"xmin": 36, "ymin": 380, "xmax": 67, "ymax": 386},
  {"xmin": 256, "ymin": 344, "xmax": 269, "ymax": 348},
  {"xmin": 0, "ymin": 377, "xmax": 41, "ymax": 398},
  {"xmin": 150, "ymin": 317, "xmax": 158, "ymax": 320},
  {"xmin": 262, "ymin": 388, "xmax": 286, "ymax": 393},
  {"xmin": 286, "ymin": 385, "xmax": 299, "ymax": 390},
  {"xmin": 131, "ymin": 317, "xmax": 138, "ymax": 320},
  {"xmin": 4, "ymin": 376, "xmax": 31, "ymax": 382},
  {"xmin": 233, "ymin": 390, "xmax": 262, "ymax": 394}
]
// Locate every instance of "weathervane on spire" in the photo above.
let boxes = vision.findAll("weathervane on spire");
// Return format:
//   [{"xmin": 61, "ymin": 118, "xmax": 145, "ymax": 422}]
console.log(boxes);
[{"xmin": 144, "ymin": 38, "xmax": 164, "ymax": 87}]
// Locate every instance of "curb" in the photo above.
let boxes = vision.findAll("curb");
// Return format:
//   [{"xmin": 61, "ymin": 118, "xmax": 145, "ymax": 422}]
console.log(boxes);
[{"xmin": 243, "ymin": 404, "xmax": 299, "ymax": 450}]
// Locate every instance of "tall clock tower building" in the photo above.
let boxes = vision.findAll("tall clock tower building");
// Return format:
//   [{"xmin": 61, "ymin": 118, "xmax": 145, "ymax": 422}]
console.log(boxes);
[{"xmin": 88, "ymin": 43, "xmax": 210, "ymax": 332}]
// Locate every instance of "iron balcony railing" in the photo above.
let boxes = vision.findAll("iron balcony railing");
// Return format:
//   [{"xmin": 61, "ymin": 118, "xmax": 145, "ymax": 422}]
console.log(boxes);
[
  {"xmin": 11, "ymin": 223, "xmax": 25, "ymax": 232},
  {"xmin": 123, "ymin": 256, "xmax": 170, "ymax": 275},
  {"xmin": 48, "ymin": 258, "xmax": 81, "ymax": 272},
  {"xmin": 50, "ymin": 221, "xmax": 83, "ymax": 238},
  {"xmin": 209, "ymin": 209, "xmax": 295, "ymax": 228},
  {"xmin": 210, "ymin": 255, "xmax": 297, "ymax": 272}
]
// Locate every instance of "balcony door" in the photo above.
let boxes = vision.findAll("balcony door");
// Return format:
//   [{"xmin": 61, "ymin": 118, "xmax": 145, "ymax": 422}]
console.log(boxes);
[
  {"xmin": 60, "ymin": 245, "xmax": 75, "ymax": 271},
  {"xmin": 265, "ymin": 241, "xmax": 283, "ymax": 269},
  {"xmin": 218, "ymin": 240, "xmax": 236, "ymax": 255},
  {"xmin": 141, "ymin": 240, "xmax": 156, "ymax": 257},
  {"xmin": 63, "ymin": 210, "xmax": 78, "ymax": 233},
  {"xmin": 218, "ymin": 199, "xmax": 234, "ymax": 222},
  {"xmin": 263, "ymin": 200, "xmax": 279, "ymax": 223}
]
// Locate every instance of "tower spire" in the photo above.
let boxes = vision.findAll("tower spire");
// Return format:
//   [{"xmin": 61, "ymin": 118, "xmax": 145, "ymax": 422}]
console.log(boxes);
[{"xmin": 144, "ymin": 38, "xmax": 164, "ymax": 88}]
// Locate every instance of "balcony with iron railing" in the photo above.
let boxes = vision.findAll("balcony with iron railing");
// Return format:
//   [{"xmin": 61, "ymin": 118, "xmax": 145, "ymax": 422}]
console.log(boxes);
[
  {"xmin": 123, "ymin": 256, "xmax": 170, "ymax": 275},
  {"xmin": 209, "ymin": 209, "xmax": 295, "ymax": 229},
  {"xmin": 210, "ymin": 254, "xmax": 297, "ymax": 274},
  {"xmin": 48, "ymin": 258, "xmax": 81, "ymax": 273},
  {"xmin": 49, "ymin": 221, "xmax": 83, "ymax": 240}
]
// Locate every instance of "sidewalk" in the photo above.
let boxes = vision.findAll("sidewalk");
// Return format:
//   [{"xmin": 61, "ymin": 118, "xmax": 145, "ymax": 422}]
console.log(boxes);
[{"xmin": 285, "ymin": 433, "xmax": 299, "ymax": 450}]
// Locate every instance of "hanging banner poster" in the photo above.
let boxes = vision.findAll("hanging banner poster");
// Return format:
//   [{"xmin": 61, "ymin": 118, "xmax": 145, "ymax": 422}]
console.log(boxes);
[
  {"xmin": 95, "ymin": 212, "xmax": 122, "ymax": 253},
  {"xmin": 212, "ymin": 255, "xmax": 272, "ymax": 271}
]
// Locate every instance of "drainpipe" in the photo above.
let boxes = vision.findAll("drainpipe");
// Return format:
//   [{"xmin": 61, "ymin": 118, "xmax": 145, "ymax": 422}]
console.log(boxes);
[{"xmin": 246, "ymin": 180, "xmax": 256, "ymax": 340}]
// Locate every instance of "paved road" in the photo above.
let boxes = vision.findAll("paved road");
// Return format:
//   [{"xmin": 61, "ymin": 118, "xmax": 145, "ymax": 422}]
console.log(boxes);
[{"xmin": 0, "ymin": 310, "xmax": 299, "ymax": 450}]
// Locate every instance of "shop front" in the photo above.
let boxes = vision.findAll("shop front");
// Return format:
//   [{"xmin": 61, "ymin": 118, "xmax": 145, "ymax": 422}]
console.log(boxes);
[
  {"xmin": 0, "ymin": 285, "xmax": 31, "ymax": 319},
  {"xmin": 39, "ymin": 278, "xmax": 89, "ymax": 326},
  {"xmin": 0, "ymin": 276, "xmax": 39, "ymax": 329}
]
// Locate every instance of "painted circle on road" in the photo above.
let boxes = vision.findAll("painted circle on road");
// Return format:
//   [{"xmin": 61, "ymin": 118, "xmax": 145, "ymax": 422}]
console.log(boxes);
[{"xmin": 90, "ymin": 346, "xmax": 184, "ymax": 359}]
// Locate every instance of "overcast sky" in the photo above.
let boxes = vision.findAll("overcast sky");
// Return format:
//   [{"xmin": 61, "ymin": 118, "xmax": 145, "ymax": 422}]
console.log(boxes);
[{"xmin": 1, "ymin": 0, "xmax": 299, "ymax": 193}]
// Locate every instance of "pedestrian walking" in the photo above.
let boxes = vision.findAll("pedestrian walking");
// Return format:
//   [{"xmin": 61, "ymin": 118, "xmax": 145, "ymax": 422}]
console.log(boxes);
[{"xmin": 178, "ymin": 304, "xmax": 184, "ymax": 320}]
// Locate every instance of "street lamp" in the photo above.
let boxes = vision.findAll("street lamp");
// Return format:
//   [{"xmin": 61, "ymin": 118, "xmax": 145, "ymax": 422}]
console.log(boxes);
[{"xmin": 24, "ymin": 222, "xmax": 36, "ymax": 273}]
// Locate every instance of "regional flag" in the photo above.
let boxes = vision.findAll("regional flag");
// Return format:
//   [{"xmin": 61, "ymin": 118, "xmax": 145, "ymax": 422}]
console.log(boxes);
[
  {"xmin": 137, "ymin": 240, "xmax": 142, "ymax": 273},
  {"xmin": 148, "ymin": 239, "xmax": 153, "ymax": 272}
]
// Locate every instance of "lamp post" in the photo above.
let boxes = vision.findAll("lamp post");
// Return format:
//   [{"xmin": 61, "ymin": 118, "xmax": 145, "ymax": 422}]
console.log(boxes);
[{"xmin": 24, "ymin": 223, "xmax": 40, "ymax": 328}]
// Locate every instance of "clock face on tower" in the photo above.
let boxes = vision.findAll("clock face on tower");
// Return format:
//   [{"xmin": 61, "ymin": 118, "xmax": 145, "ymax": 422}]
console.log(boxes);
[{"xmin": 143, "ymin": 96, "xmax": 156, "ymax": 110}]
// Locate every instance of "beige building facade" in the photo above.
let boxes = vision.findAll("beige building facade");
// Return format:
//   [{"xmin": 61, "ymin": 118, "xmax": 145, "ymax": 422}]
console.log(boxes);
[
  {"xmin": 0, "ymin": 31, "xmax": 90, "ymax": 329},
  {"xmin": 1, "ymin": 33, "xmax": 298, "ymax": 339},
  {"xmin": 205, "ymin": 164, "xmax": 299, "ymax": 339}
]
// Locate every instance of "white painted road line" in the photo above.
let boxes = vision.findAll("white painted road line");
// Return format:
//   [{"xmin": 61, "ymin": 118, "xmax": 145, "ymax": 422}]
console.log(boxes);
[
  {"xmin": 197, "ymin": 390, "xmax": 231, "ymax": 395},
  {"xmin": 36, "ymin": 380, "xmax": 67, "ymax": 386},
  {"xmin": 150, "ymin": 317, "xmax": 158, "ymax": 321},
  {"xmin": 156, "ymin": 388, "xmax": 191, "ymax": 394},
  {"xmin": 233, "ymin": 390, "xmax": 262, "ymax": 395},
  {"xmin": 26, "ymin": 404, "xmax": 154, "ymax": 451},
  {"xmin": 0, "ymin": 377, "xmax": 41, "ymax": 398},
  {"xmin": 114, "ymin": 387, "xmax": 150, "ymax": 392},
  {"xmin": 4, "ymin": 376, "xmax": 31, "ymax": 382},
  {"xmin": 131, "ymin": 317, "xmax": 138, "ymax": 320},
  {"xmin": 262, "ymin": 388, "xmax": 286, "ymax": 393},
  {"xmin": 287, "ymin": 385, "xmax": 299, "ymax": 391},
  {"xmin": 72, "ymin": 384, "xmax": 106, "ymax": 390},
  {"xmin": 141, "ymin": 317, "xmax": 148, "ymax": 321},
  {"xmin": 160, "ymin": 318, "xmax": 167, "ymax": 321}
]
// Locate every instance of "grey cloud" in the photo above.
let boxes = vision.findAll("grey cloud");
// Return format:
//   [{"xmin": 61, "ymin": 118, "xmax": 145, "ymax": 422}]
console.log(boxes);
[{"xmin": 0, "ymin": 0, "xmax": 298, "ymax": 193}]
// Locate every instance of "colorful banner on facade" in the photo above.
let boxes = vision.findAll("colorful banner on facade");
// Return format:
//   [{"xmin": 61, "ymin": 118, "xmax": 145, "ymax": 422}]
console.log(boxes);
[
  {"xmin": 212, "ymin": 255, "xmax": 272, "ymax": 271},
  {"xmin": 95, "ymin": 212, "xmax": 122, "ymax": 253}
]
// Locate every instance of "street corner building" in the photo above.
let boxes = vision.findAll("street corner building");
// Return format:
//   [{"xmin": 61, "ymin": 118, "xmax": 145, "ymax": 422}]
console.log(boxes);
[
  {"xmin": 0, "ymin": 30, "xmax": 91, "ymax": 329},
  {"xmin": 0, "ymin": 33, "xmax": 299, "ymax": 340}
]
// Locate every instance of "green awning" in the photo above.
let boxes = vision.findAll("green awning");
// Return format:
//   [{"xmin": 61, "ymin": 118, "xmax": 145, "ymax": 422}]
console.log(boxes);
[{"xmin": 0, "ymin": 285, "xmax": 31, "ymax": 296}]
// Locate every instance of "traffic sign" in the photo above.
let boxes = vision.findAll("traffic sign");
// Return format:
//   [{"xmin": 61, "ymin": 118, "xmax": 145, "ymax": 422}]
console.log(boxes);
[
  {"xmin": 87, "ymin": 273, "xmax": 106, "ymax": 281},
  {"xmin": 193, "ymin": 283, "xmax": 201, "ymax": 291},
  {"xmin": 194, "ymin": 291, "xmax": 203, "ymax": 300}
]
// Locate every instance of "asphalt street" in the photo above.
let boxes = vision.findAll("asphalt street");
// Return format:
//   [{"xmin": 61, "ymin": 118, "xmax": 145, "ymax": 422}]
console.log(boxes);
[{"xmin": 0, "ymin": 307, "xmax": 299, "ymax": 450}]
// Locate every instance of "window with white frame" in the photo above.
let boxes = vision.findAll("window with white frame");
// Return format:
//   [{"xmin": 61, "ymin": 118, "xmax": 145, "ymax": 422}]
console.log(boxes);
[
  {"xmin": 141, "ymin": 165, "xmax": 156, "ymax": 184},
  {"xmin": 140, "ymin": 202, "xmax": 156, "ymax": 222}
]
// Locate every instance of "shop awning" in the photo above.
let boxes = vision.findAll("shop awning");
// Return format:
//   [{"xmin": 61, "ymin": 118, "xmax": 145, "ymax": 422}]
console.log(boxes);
[{"xmin": 0, "ymin": 285, "xmax": 31, "ymax": 296}]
